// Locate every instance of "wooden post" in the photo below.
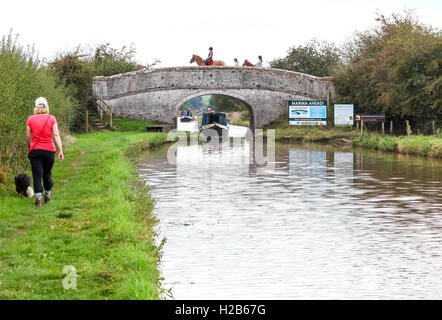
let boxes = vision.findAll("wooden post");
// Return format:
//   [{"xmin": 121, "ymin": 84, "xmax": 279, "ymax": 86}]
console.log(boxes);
[
  {"xmin": 327, "ymin": 89, "xmax": 331, "ymax": 126},
  {"xmin": 406, "ymin": 120, "xmax": 412, "ymax": 136},
  {"xmin": 432, "ymin": 120, "xmax": 436, "ymax": 135},
  {"xmin": 390, "ymin": 121, "xmax": 393, "ymax": 135},
  {"xmin": 109, "ymin": 107, "xmax": 113, "ymax": 129},
  {"xmin": 356, "ymin": 122, "xmax": 359, "ymax": 131},
  {"xmin": 86, "ymin": 110, "xmax": 89, "ymax": 134},
  {"xmin": 361, "ymin": 119, "xmax": 364, "ymax": 134},
  {"xmin": 382, "ymin": 122, "xmax": 385, "ymax": 135}
]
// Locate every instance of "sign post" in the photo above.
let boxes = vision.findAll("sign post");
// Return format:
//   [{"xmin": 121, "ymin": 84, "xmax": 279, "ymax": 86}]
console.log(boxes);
[
  {"xmin": 355, "ymin": 115, "xmax": 386, "ymax": 134},
  {"xmin": 288, "ymin": 101, "xmax": 327, "ymax": 126}
]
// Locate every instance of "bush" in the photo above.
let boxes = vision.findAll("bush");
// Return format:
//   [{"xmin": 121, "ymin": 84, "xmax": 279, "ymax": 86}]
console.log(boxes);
[
  {"xmin": 49, "ymin": 43, "xmax": 151, "ymax": 132},
  {"xmin": 48, "ymin": 50, "xmax": 95, "ymax": 131},
  {"xmin": 334, "ymin": 11, "xmax": 442, "ymax": 134},
  {"xmin": 93, "ymin": 43, "xmax": 145, "ymax": 77},
  {"xmin": 0, "ymin": 31, "xmax": 78, "ymax": 182}
]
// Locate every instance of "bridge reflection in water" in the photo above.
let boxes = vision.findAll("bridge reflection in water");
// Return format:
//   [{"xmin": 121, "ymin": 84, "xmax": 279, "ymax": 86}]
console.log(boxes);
[{"xmin": 137, "ymin": 140, "xmax": 442, "ymax": 299}]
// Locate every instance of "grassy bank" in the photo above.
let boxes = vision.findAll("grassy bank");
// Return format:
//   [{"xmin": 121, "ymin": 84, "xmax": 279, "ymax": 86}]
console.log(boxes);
[
  {"xmin": 272, "ymin": 125, "xmax": 358, "ymax": 142},
  {"xmin": 265, "ymin": 111, "xmax": 358, "ymax": 142},
  {"xmin": 266, "ymin": 115, "xmax": 358, "ymax": 142},
  {"xmin": 107, "ymin": 116, "xmax": 161, "ymax": 132},
  {"xmin": 353, "ymin": 134, "xmax": 442, "ymax": 158},
  {"xmin": 0, "ymin": 130, "xmax": 168, "ymax": 299},
  {"xmin": 266, "ymin": 115, "xmax": 441, "ymax": 158}
]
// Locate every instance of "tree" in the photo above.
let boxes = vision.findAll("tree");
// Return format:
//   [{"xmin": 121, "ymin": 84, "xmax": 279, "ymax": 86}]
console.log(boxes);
[
  {"xmin": 93, "ymin": 43, "xmax": 146, "ymax": 77},
  {"xmin": 333, "ymin": 11, "xmax": 442, "ymax": 133},
  {"xmin": 209, "ymin": 95, "xmax": 248, "ymax": 112},
  {"xmin": 270, "ymin": 39, "xmax": 343, "ymax": 77},
  {"xmin": 49, "ymin": 43, "xmax": 154, "ymax": 131},
  {"xmin": 182, "ymin": 96, "xmax": 204, "ymax": 110}
]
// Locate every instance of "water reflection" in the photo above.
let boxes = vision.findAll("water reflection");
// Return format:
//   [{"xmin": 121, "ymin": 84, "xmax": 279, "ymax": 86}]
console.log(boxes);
[{"xmin": 138, "ymin": 140, "xmax": 442, "ymax": 299}]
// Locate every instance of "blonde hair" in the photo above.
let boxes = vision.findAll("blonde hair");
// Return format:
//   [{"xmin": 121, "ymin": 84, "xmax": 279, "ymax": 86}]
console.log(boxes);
[{"xmin": 34, "ymin": 105, "xmax": 50, "ymax": 115}]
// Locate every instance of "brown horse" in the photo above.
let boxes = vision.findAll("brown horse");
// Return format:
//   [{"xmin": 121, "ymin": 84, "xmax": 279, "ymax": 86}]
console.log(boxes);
[
  {"xmin": 190, "ymin": 54, "xmax": 225, "ymax": 66},
  {"xmin": 242, "ymin": 59, "xmax": 254, "ymax": 67}
]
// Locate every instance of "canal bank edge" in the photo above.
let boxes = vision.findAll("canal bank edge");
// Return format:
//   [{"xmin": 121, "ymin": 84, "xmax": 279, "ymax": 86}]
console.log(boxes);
[
  {"xmin": 266, "ymin": 125, "xmax": 441, "ymax": 158},
  {"xmin": 0, "ymin": 131, "xmax": 168, "ymax": 299}
]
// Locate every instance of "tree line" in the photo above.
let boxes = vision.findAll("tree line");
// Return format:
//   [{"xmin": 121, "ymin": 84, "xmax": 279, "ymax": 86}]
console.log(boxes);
[{"xmin": 270, "ymin": 11, "xmax": 441, "ymax": 134}]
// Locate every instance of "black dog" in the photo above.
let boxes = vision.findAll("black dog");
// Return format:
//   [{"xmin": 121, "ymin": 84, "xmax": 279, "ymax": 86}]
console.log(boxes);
[{"xmin": 14, "ymin": 174, "xmax": 33, "ymax": 197}]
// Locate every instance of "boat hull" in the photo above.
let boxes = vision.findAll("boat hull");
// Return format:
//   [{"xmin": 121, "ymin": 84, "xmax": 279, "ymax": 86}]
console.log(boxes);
[
  {"xmin": 180, "ymin": 116, "xmax": 193, "ymax": 123},
  {"xmin": 176, "ymin": 116, "xmax": 198, "ymax": 132}
]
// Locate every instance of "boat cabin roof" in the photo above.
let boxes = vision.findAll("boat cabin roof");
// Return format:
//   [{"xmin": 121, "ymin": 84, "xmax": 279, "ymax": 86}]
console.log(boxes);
[{"xmin": 201, "ymin": 112, "xmax": 227, "ymax": 126}]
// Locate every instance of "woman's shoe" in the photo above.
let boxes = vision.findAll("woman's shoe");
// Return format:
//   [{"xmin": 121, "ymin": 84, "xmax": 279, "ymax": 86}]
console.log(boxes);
[
  {"xmin": 35, "ymin": 198, "xmax": 42, "ymax": 207},
  {"xmin": 44, "ymin": 195, "xmax": 51, "ymax": 204}
]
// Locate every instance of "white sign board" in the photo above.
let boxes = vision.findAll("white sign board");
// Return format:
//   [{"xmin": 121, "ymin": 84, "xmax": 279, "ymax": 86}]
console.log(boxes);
[{"xmin": 334, "ymin": 104, "xmax": 354, "ymax": 126}]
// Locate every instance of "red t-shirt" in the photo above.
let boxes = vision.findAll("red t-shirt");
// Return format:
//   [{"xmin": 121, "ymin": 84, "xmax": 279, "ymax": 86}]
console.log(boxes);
[{"xmin": 26, "ymin": 114, "xmax": 57, "ymax": 152}]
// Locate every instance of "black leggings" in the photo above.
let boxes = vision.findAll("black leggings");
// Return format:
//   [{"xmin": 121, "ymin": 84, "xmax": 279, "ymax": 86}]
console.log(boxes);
[{"xmin": 28, "ymin": 149, "xmax": 56, "ymax": 194}]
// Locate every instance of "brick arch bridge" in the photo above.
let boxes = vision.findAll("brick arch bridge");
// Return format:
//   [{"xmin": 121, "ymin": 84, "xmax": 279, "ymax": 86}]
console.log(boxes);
[{"xmin": 92, "ymin": 66, "xmax": 334, "ymax": 130}]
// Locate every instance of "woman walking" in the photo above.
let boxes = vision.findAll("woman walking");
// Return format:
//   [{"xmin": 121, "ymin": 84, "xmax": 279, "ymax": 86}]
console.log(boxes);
[{"xmin": 26, "ymin": 97, "xmax": 64, "ymax": 207}]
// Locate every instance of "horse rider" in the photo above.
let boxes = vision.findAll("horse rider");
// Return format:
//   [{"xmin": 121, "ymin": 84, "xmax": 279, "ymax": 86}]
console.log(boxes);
[
  {"xmin": 205, "ymin": 47, "xmax": 214, "ymax": 66},
  {"xmin": 255, "ymin": 55, "xmax": 263, "ymax": 67},
  {"xmin": 234, "ymin": 58, "xmax": 239, "ymax": 67}
]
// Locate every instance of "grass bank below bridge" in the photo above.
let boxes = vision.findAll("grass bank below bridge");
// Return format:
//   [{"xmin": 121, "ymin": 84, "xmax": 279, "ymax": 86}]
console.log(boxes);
[{"xmin": 0, "ymin": 127, "xmax": 168, "ymax": 299}]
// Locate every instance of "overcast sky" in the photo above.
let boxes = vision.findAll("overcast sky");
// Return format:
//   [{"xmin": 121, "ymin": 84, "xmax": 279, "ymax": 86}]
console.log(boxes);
[{"xmin": 1, "ymin": 0, "xmax": 441, "ymax": 67}]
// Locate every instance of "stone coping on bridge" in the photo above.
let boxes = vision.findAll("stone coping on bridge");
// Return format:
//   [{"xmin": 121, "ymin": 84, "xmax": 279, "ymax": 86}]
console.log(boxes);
[{"xmin": 93, "ymin": 66, "xmax": 333, "ymax": 82}]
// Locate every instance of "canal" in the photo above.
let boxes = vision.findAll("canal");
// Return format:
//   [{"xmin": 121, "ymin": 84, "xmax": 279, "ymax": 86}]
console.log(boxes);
[{"xmin": 137, "ymin": 136, "xmax": 442, "ymax": 299}]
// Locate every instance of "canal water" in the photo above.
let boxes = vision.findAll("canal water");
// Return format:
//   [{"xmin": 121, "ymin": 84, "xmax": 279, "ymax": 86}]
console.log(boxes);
[{"xmin": 137, "ymin": 136, "xmax": 442, "ymax": 299}]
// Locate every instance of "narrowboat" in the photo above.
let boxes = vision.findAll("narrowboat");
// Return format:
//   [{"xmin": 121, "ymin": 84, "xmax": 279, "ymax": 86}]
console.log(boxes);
[{"xmin": 200, "ymin": 112, "xmax": 229, "ymax": 137}]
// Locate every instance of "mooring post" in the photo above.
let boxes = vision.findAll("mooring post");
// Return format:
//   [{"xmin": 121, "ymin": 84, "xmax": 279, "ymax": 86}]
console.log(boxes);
[
  {"xmin": 406, "ymin": 120, "xmax": 412, "ymax": 136},
  {"xmin": 361, "ymin": 119, "xmax": 364, "ymax": 134},
  {"xmin": 390, "ymin": 120, "xmax": 393, "ymax": 135},
  {"xmin": 327, "ymin": 89, "xmax": 332, "ymax": 125}
]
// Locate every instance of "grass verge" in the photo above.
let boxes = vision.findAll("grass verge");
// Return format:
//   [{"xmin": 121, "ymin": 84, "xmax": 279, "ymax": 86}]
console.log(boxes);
[
  {"xmin": 352, "ymin": 134, "xmax": 442, "ymax": 158},
  {"xmin": 266, "ymin": 113, "xmax": 441, "ymax": 158},
  {"xmin": 0, "ymin": 130, "xmax": 168, "ymax": 299},
  {"xmin": 107, "ymin": 116, "xmax": 161, "ymax": 132},
  {"xmin": 265, "ymin": 112, "xmax": 357, "ymax": 142},
  {"xmin": 267, "ymin": 119, "xmax": 358, "ymax": 142}
]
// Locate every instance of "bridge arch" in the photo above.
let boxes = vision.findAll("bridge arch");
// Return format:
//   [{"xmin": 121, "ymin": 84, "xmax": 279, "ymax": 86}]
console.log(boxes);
[{"xmin": 174, "ymin": 90, "xmax": 256, "ymax": 131}]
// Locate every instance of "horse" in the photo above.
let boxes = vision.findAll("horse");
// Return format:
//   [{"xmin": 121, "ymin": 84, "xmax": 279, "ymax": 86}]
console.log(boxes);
[
  {"xmin": 189, "ymin": 54, "xmax": 225, "ymax": 66},
  {"xmin": 242, "ymin": 59, "xmax": 254, "ymax": 67}
]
